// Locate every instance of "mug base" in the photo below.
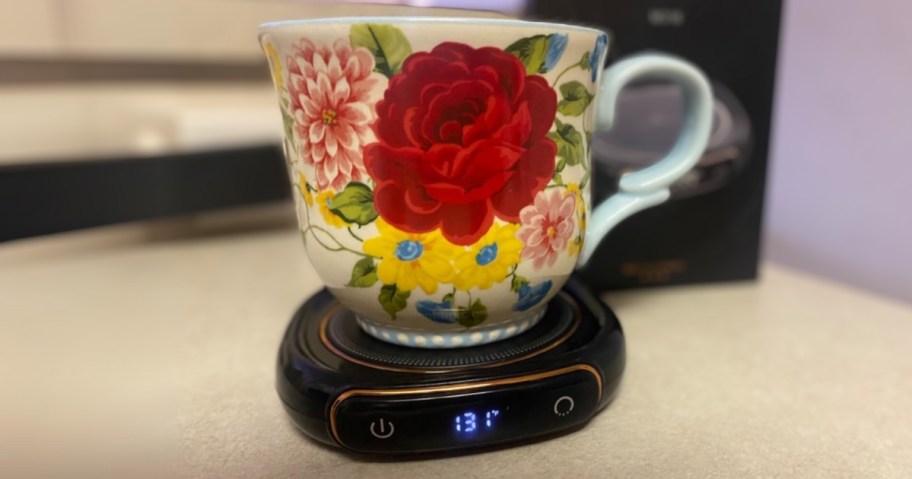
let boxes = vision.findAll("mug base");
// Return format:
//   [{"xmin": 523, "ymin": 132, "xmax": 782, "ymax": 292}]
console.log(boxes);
[{"xmin": 355, "ymin": 307, "xmax": 547, "ymax": 349}]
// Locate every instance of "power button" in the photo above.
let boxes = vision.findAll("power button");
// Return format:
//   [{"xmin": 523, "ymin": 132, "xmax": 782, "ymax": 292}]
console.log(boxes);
[{"xmin": 369, "ymin": 418, "xmax": 395, "ymax": 439}]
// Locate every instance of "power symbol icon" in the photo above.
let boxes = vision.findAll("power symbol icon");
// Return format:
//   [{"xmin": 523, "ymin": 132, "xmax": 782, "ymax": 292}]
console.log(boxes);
[{"xmin": 369, "ymin": 418, "xmax": 395, "ymax": 439}]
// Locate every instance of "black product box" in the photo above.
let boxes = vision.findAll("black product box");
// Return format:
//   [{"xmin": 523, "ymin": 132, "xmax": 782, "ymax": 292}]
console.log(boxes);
[{"xmin": 528, "ymin": 0, "xmax": 783, "ymax": 290}]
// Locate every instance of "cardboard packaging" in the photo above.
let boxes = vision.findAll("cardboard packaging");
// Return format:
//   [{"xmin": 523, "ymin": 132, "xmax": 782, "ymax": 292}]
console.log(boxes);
[{"xmin": 528, "ymin": 0, "xmax": 783, "ymax": 290}]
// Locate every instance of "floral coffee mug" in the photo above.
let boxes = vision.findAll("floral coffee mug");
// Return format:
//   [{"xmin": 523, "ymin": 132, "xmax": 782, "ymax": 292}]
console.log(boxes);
[{"xmin": 259, "ymin": 17, "xmax": 712, "ymax": 348}]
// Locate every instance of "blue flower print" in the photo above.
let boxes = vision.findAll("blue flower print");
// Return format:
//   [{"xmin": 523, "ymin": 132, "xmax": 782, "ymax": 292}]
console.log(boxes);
[
  {"xmin": 513, "ymin": 280, "xmax": 553, "ymax": 312},
  {"xmin": 417, "ymin": 298, "xmax": 458, "ymax": 324},
  {"xmin": 589, "ymin": 34, "xmax": 608, "ymax": 81},
  {"xmin": 544, "ymin": 33, "xmax": 569, "ymax": 72}
]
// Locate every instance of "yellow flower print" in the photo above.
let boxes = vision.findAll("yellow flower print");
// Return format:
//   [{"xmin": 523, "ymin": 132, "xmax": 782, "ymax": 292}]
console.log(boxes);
[
  {"xmin": 317, "ymin": 190, "xmax": 346, "ymax": 228},
  {"xmin": 263, "ymin": 42, "xmax": 284, "ymax": 93},
  {"xmin": 565, "ymin": 182, "xmax": 586, "ymax": 214},
  {"xmin": 565, "ymin": 183, "xmax": 586, "ymax": 257},
  {"xmin": 298, "ymin": 173, "xmax": 314, "ymax": 206},
  {"xmin": 564, "ymin": 183, "xmax": 586, "ymax": 218},
  {"xmin": 578, "ymin": 202, "xmax": 588, "ymax": 232},
  {"xmin": 363, "ymin": 221, "xmax": 457, "ymax": 294},
  {"xmin": 453, "ymin": 223, "xmax": 523, "ymax": 291},
  {"xmin": 568, "ymin": 236, "xmax": 582, "ymax": 256}
]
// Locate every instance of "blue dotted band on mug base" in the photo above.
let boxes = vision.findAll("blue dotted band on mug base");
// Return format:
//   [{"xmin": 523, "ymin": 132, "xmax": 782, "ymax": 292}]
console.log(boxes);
[{"xmin": 356, "ymin": 307, "xmax": 548, "ymax": 349}]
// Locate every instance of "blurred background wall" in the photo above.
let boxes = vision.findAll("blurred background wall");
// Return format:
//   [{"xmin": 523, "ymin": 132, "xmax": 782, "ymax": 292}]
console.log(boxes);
[
  {"xmin": 0, "ymin": 0, "xmax": 288, "ymax": 163},
  {"xmin": 765, "ymin": 0, "xmax": 912, "ymax": 303},
  {"xmin": 0, "ymin": 0, "xmax": 506, "ymax": 163}
]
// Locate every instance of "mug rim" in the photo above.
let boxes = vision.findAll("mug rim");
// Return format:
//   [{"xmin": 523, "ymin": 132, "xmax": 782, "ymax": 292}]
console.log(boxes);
[{"xmin": 258, "ymin": 16, "xmax": 609, "ymax": 38}]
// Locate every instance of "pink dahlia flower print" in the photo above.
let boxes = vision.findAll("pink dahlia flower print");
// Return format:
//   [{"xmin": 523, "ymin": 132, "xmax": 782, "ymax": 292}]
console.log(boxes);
[
  {"xmin": 517, "ymin": 189, "xmax": 577, "ymax": 269},
  {"xmin": 286, "ymin": 38, "xmax": 386, "ymax": 191}
]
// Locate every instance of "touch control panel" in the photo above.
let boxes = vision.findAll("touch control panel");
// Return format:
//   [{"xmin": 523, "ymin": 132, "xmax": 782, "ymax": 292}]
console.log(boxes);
[{"xmin": 331, "ymin": 367, "xmax": 601, "ymax": 453}]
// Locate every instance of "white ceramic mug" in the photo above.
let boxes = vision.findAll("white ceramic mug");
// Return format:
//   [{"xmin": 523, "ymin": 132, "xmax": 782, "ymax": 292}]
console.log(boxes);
[{"xmin": 259, "ymin": 17, "xmax": 712, "ymax": 348}]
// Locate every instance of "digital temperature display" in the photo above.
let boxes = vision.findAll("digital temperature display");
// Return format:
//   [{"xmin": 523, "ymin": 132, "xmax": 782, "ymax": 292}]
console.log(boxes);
[
  {"xmin": 454, "ymin": 409, "xmax": 500, "ymax": 433},
  {"xmin": 331, "ymin": 368, "xmax": 601, "ymax": 453}
]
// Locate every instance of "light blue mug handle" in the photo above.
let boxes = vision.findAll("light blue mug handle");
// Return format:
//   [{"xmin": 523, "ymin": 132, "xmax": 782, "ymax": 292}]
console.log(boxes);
[{"xmin": 577, "ymin": 53, "xmax": 714, "ymax": 267}]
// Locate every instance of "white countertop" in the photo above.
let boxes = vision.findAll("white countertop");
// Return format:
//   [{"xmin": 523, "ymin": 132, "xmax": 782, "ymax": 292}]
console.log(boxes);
[{"xmin": 2, "ymin": 223, "xmax": 910, "ymax": 477}]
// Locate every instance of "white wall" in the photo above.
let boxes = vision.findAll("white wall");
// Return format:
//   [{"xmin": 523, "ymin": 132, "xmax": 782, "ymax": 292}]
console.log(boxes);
[
  {"xmin": 0, "ymin": 0, "xmax": 507, "ymax": 60},
  {"xmin": 0, "ymin": 0, "xmax": 508, "ymax": 163},
  {"xmin": 766, "ymin": 0, "xmax": 912, "ymax": 303}
]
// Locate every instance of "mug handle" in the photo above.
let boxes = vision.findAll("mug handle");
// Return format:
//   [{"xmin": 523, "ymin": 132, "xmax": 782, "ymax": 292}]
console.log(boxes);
[{"xmin": 577, "ymin": 53, "xmax": 714, "ymax": 267}]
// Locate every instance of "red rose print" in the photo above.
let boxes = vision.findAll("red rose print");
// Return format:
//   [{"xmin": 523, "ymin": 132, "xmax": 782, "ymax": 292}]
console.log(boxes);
[{"xmin": 363, "ymin": 42, "xmax": 558, "ymax": 245}]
